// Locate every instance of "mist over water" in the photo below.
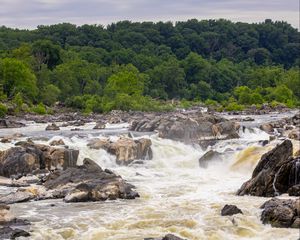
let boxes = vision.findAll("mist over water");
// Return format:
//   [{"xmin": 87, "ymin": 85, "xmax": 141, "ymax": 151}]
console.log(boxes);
[{"xmin": 1, "ymin": 113, "xmax": 299, "ymax": 240}]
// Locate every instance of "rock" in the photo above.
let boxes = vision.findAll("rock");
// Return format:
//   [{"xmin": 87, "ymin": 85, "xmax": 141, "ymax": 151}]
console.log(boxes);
[
  {"xmin": 144, "ymin": 234, "xmax": 186, "ymax": 240},
  {"xmin": 0, "ymin": 119, "xmax": 25, "ymax": 129},
  {"xmin": 287, "ymin": 184, "xmax": 300, "ymax": 196},
  {"xmin": 130, "ymin": 113, "xmax": 239, "ymax": 145},
  {"xmin": 49, "ymin": 139, "xmax": 65, "ymax": 146},
  {"xmin": 45, "ymin": 123, "xmax": 60, "ymax": 131},
  {"xmin": 93, "ymin": 121, "xmax": 106, "ymax": 129},
  {"xmin": 0, "ymin": 191, "xmax": 34, "ymax": 204},
  {"xmin": 44, "ymin": 158, "xmax": 139, "ymax": 202},
  {"xmin": 0, "ymin": 227, "xmax": 30, "ymax": 239},
  {"xmin": 0, "ymin": 143, "xmax": 79, "ymax": 177},
  {"xmin": 199, "ymin": 150, "xmax": 225, "ymax": 168},
  {"xmin": 221, "ymin": 204, "xmax": 243, "ymax": 216},
  {"xmin": 261, "ymin": 198, "xmax": 300, "ymax": 228},
  {"xmin": 237, "ymin": 140, "xmax": 299, "ymax": 197},
  {"xmin": 260, "ymin": 123, "xmax": 273, "ymax": 133},
  {"xmin": 107, "ymin": 138, "xmax": 153, "ymax": 165},
  {"xmin": 288, "ymin": 129, "xmax": 300, "ymax": 140},
  {"xmin": 242, "ymin": 117, "xmax": 255, "ymax": 122},
  {"xmin": 0, "ymin": 204, "xmax": 10, "ymax": 223},
  {"xmin": 87, "ymin": 139, "xmax": 110, "ymax": 150}
]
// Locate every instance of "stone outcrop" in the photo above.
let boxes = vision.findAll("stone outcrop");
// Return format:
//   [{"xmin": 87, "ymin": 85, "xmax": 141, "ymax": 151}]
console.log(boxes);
[
  {"xmin": 261, "ymin": 198, "xmax": 300, "ymax": 228},
  {"xmin": 237, "ymin": 140, "xmax": 300, "ymax": 197},
  {"xmin": 130, "ymin": 112, "xmax": 239, "ymax": 146},
  {"xmin": 93, "ymin": 121, "xmax": 106, "ymax": 129},
  {"xmin": 0, "ymin": 142, "xmax": 79, "ymax": 177},
  {"xmin": 199, "ymin": 150, "xmax": 232, "ymax": 168},
  {"xmin": 49, "ymin": 139, "xmax": 65, "ymax": 146},
  {"xmin": 221, "ymin": 204, "xmax": 243, "ymax": 216},
  {"xmin": 88, "ymin": 138, "xmax": 153, "ymax": 165}
]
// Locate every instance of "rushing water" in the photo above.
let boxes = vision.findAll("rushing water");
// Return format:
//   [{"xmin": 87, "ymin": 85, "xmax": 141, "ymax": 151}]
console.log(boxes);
[{"xmin": 1, "ymin": 112, "xmax": 299, "ymax": 240}]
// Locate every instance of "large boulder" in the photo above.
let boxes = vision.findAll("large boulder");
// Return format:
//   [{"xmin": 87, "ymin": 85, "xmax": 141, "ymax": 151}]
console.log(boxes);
[
  {"xmin": 237, "ymin": 140, "xmax": 299, "ymax": 197},
  {"xmin": 130, "ymin": 112, "xmax": 239, "ymax": 146},
  {"xmin": 261, "ymin": 198, "xmax": 300, "ymax": 228},
  {"xmin": 45, "ymin": 123, "xmax": 60, "ymax": 131},
  {"xmin": 44, "ymin": 158, "xmax": 139, "ymax": 202},
  {"xmin": 199, "ymin": 150, "xmax": 232, "ymax": 168},
  {"xmin": 0, "ymin": 143, "xmax": 79, "ymax": 177},
  {"xmin": 88, "ymin": 138, "xmax": 153, "ymax": 165}
]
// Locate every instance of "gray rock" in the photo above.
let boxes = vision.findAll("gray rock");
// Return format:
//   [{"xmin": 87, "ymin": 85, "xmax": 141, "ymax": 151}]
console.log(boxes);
[{"xmin": 221, "ymin": 204, "xmax": 243, "ymax": 216}]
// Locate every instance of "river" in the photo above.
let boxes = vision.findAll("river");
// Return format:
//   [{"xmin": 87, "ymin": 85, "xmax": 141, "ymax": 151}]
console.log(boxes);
[{"xmin": 0, "ymin": 111, "xmax": 299, "ymax": 240}]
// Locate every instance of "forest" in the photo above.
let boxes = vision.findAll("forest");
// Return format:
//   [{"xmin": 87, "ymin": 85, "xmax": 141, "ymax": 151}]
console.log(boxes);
[{"xmin": 0, "ymin": 19, "xmax": 299, "ymax": 115}]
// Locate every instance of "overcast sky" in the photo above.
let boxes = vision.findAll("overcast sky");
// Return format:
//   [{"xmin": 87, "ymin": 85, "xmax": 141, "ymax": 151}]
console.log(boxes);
[{"xmin": 0, "ymin": 0, "xmax": 299, "ymax": 29}]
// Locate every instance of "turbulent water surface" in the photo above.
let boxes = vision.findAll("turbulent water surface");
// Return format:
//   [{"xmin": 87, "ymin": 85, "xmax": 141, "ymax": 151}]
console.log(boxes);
[{"xmin": 0, "ymin": 112, "xmax": 299, "ymax": 240}]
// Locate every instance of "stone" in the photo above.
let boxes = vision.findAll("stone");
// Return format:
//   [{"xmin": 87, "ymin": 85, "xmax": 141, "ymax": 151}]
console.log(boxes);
[
  {"xmin": 93, "ymin": 121, "xmax": 106, "ymax": 129},
  {"xmin": 0, "ymin": 143, "xmax": 79, "ymax": 177},
  {"xmin": 237, "ymin": 140, "xmax": 299, "ymax": 197},
  {"xmin": 45, "ymin": 123, "xmax": 60, "ymax": 131},
  {"xmin": 221, "ymin": 204, "xmax": 243, "ymax": 216},
  {"xmin": 199, "ymin": 150, "xmax": 225, "ymax": 168},
  {"xmin": 0, "ymin": 191, "xmax": 34, "ymax": 204},
  {"xmin": 44, "ymin": 158, "xmax": 139, "ymax": 202},
  {"xmin": 0, "ymin": 120, "xmax": 25, "ymax": 129},
  {"xmin": 261, "ymin": 198, "xmax": 299, "ymax": 228},
  {"xmin": 287, "ymin": 184, "xmax": 300, "ymax": 196},
  {"xmin": 49, "ymin": 139, "xmax": 65, "ymax": 146},
  {"xmin": 0, "ymin": 227, "xmax": 30, "ymax": 239},
  {"xmin": 288, "ymin": 129, "xmax": 300, "ymax": 140}
]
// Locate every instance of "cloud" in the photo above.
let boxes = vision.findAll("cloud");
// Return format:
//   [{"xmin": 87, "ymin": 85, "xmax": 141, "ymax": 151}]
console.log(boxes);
[{"xmin": 0, "ymin": 0, "xmax": 298, "ymax": 29}]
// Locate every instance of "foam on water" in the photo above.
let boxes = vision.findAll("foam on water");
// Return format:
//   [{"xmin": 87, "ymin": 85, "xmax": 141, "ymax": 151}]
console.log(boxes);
[{"xmin": 2, "ymin": 118, "xmax": 299, "ymax": 240}]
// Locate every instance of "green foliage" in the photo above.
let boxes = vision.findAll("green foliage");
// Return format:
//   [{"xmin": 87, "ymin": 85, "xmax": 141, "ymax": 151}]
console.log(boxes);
[
  {"xmin": 0, "ymin": 19, "xmax": 299, "ymax": 114},
  {"xmin": 31, "ymin": 103, "xmax": 47, "ymax": 115},
  {"xmin": 0, "ymin": 103, "xmax": 8, "ymax": 117},
  {"xmin": 0, "ymin": 58, "xmax": 38, "ymax": 101}
]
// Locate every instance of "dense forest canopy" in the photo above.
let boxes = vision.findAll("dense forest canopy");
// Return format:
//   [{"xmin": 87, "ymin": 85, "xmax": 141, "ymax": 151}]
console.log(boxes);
[{"xmin": 0, "ymin": 19, "xmax": 299, "ymax": 115}]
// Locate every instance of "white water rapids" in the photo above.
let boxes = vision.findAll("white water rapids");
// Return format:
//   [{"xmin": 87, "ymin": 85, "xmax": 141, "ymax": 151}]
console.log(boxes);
[{"xmin": 0, "ymin": 113, "xmax": 299, "ymax": 240}]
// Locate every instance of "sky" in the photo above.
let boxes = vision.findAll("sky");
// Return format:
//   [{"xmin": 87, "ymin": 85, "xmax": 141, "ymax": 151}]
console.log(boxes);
[{"xmin": 0, "ymin": 0, "xmax": 299, "ymax": 29}]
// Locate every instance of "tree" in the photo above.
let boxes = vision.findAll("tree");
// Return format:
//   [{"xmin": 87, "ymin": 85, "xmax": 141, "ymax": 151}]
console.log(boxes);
[{"xmin": 0, "ymin": 58, "xmax": 38, "ymax": 101}]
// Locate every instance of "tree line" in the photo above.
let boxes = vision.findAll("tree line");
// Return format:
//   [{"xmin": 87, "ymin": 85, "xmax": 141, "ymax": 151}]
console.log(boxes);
[{"xmin": 0, "ymin": 19, "xmax": 299, "ymax": 115}]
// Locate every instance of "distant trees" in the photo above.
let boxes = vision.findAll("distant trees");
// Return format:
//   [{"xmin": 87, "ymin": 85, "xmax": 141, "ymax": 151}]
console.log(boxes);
[{"xmin": 0, "ymin": 19, "xmax": 299, "ymax": 114}]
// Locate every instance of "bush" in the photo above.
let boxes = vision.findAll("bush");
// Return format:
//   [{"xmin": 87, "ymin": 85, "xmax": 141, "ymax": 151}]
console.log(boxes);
[
  {"xmin": 225, "ymin": 102, "xmax": 244, "ymax": 111},
  {"xmin": 31, "ymin": 103, "xmax": 47, "ymax": 115},
  {"xmin": 0, "ymin": 103, "xmax": 8, "ymax": 117}
]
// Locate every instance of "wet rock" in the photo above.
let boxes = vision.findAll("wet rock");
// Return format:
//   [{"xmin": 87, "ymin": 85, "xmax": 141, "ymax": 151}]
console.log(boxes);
[
  {"xmin": 0, "ymin": 227, "xmax": 30, "ymax": 239},
  {"xmin": 87, "ymin": 139, "xmax": 110, "ymax": 150},
  {"xmin": 237, "ymin": 140, "xmax": 299, "ymax": 197},
  {"xmin": 199, "ymin": 150, "xmax": 224, "ymax": 168},
  {"xmin": 107, "ymin": 138, "xmax": 153, "ymax": 165},
  {"xmin": 45, "ymin": 123, "xmax": 60, "ymax": 131},
  {"xmin": 288, "ymin": 129, "xmax": 300, "ymax": 140},
  {"xmin": 93, "ymin": 121, "xmax": 106, "ymax": 129},
  {"xmin": 0, "ymin": 119, "xmax": 25, "ymax": 129},
  {"xmin": 0, "ymin": 191, "xmax": 34, "ymax": 204},
  {"xmin": 260, "ymin": 123, "xmax": 273, "ymax": 133},
  {"xmin": 221, "ymin": 204, "xmax": 243, "ymax": 216},
  {"xmin": 131, "ymin": 113, "xmax": 239, "ymax": 146},
  {"xmin": 242, "ymin": 117, "xmax": 255, "ymax": 122},
  {"xmin": 44, "ymin": 158, "xmax": 139, "ymax": 202},
  {"xmin": 0, "ymin": 143, "xmax": 79, "ymax": 177},
  {"xmin": 144, "ymin": 234, "xmax": 186, "ymax": 240},
  {"xmin": 287, "ymin": 184, "xmax": 300, "ymax": 196},
  {"xmin": 261, "ymin": 198, "xmax": 300, "ymax": 228},
  {"xmin": 49, "ymin": 139, "xmax": 65, "ymax": 146}
]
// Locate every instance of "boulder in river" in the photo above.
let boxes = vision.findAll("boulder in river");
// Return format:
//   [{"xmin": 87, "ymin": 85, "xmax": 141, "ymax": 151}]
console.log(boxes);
[
  {"xmin": 0, "ymin": 143, "xmax": 79, "ymax": 177},
  {"xmin": 261, "ymin": 198, "xmax": 300, "ymax": 228},
  {"xmin": 221, "ymin": 204, "xmax": 243, "ymax": 216},
  {"xmin": 0, "ymin": 119, "xmax": 25, "ymax": 129},
  {"xmin": 130, "ymin": 112, "xmax": 239, "ymax": 146},
  {"xmin": 44, "ymin": 158, "xmax": 139, "ymax": 202},
  {"xmin": 45, "ymin": 123, "xmax": 60, "ymax": 131},
  {"xmin": 0, "ymin": 204, "xmax": 30, "ymax": 239},
  {"xmin": 93, "ymin": 121, "xmax": 106, "ymax": 129},
  {"xmin": 199, "ymin": 150, "xmax": 232, "ymax": 168},
  {"xmin": 88, "ymin": 138, "xmax": 153, "ymax": 165},
  {"xmin": 237, "ymin": 140, "xmax": 300, "ymax": 197},
  {"xmin": 49, "ymin": 139, "xmax": 65, "ymax": 146}
]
